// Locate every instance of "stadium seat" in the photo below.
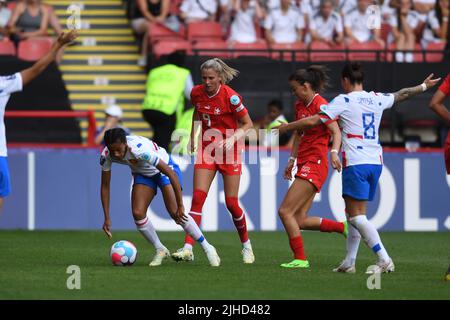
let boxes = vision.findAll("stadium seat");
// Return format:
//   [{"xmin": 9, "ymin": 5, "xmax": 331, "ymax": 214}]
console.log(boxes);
[
  {"xmin": 152, "ymin": 39, "xmax": 191, "ymax": 58},
  {"xmin": 347, "ymin": 41, "xmax": 384, "ymax": 61},
  {"xmin": 385, "ymin": 43, "xmax": 424, "ymax": 62},
  {"xmin": 231, "ymin": 40, "xmax": 269, "ymax": 58},
  {"xmin": 0, "ymin": 39, "xmax": 16, "ymax": 56},
  {"xmin": 380, "ymin": 23, "xmax": 391, "ymax": 43},
  {"xmin": 148, "ymin": 22, "xmax": 185, "ymax": 45},
  {"xmin": 270, "ymin": 42, "xmax": 307, "ymax": 62},
  {"xmin": 17, "ymin": 38, "xmax": 53, "ymax": 61},
  {"xmin": 191, "ymin": 40, "xmax": 230, "ymax": 58},
  {"xmin": 425, "ymin": 42, "xmax": 445, "ymax": 62},
  {"xmin": 7, "ymin": 1, "xmax": 17, "ymax": 11},
  {"xmin": 169, "ymin": 0, "xmax": 182, "ymax": 16},
  {"xmin": 309, "ymin": 41, "xmax": 346, "ymax": 62},
  {"xmin": 187, "ymin": 21, "xmax": 224, "ymax": 42}
]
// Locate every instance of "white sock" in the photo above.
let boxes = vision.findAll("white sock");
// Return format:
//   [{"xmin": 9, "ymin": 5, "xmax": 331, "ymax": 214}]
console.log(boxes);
[
  {"xmin": 344, "ymin": 215, "xmax": 361, "ymax": 266},
  {"xmin": 349, "ymin": 215, "xmax": 390, "ymax": 262},
  {"xmin": 395, "ymin": 51, "xmax": 404, "ymax": 62},
  {"xmin": 242, "ymin": 239, "xmax": 252, "ymax": 250},
  {"xmin": 405, "ymin": 52, "xmax": 413, "ymax": 63},
  {"xmin": 135, "ymin": 217, "xmax": 165, "ymax": 250},
  {"xmin": 180, "ymin": 215, "xmax": 210, "ymax": 250}
]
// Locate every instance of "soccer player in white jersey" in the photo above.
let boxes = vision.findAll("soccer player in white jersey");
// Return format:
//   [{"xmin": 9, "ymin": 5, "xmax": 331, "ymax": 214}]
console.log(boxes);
[
  {"xmin": 100, "ymin": 128, "xmax": 220, "ymax": 267},
  {"xmin": 277, "ymin": 62, "xmax": 440, "ymax": 273},
  {"xmin": 0, "ymin": 30, "xmax": 77, "ymax": 213}
]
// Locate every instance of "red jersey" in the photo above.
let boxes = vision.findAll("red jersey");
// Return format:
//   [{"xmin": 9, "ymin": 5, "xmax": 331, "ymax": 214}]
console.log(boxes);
[
  {"xmin": 295, "ymin": 94, "xmax": 331, "ymax": 163},
  {"xmin": 191, "ymin": 84, "xmax": 248, "ymax": 163},
  {"xmin": 438, "ymin": 74, "xmax": 450, "ymax": 96}
]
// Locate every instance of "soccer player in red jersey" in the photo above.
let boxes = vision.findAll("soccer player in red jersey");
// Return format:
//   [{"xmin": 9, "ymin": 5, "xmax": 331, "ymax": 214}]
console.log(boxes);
[
  {"xmin": 171, "ymin": 58, "xmax": 255, "ymax": 265},
  {"xmin": 278, "ymin": 66, "xmax": 346, "ymax": 268},
  {"xmin": 429, "ymin": 73, "xmax": 450, "ymax": 174}
]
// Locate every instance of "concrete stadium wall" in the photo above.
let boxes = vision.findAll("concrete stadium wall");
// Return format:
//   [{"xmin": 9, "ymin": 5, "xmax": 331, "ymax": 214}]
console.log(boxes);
[{"xmin": 1, "ymin": 148, "xmax": 449, "ymax": 231}]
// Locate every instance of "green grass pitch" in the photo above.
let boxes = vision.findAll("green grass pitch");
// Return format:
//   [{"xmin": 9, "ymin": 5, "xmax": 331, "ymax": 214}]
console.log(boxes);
[{"xmin": 1, "ymin": 230, "xmax": 449, "ymax": 299}]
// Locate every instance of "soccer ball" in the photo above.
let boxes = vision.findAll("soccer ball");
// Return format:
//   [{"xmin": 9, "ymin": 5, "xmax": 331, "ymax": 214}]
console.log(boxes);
[{"xmin": 110, "ymin": 240, "xmax": 138, "ymax": 266}]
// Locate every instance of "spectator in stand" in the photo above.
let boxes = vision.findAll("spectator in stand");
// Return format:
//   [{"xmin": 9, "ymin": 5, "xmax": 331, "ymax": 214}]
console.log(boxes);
[
  {"xmin": 389, "ymin": 0, "xmax": 421, "ymax": 62},
  {"xmin": 412, "ymin": 0, "xmax": 436, "ymax": 22},
  {"xmin": 337, "ymin": 0, "xmax": 357, "ymax": 16},
  {"xmin": 45, "ymin": 4, "xmax": 62, "ymax": 36},
  {"xmin": 0, "ymin": 0, "xmax": 11, "ymax": 40},
  {"xmin": 95, "ymin": 105, "xmax": 131, "ymax": 147},
  {"xmin": 7, "ymin": 0, "xmax": 49, "ymax": 45},
  {"xmin": 228, "ymin": 0, "xmax": 264, "ymax": 43},
  {"xmin": 180, "ymin": 0, "xmax": 218, "ymax": 23},
  {"xmin": 264, "ymin": 0, "xmax": 305, "ymax": 46},
  {"xmin": 310, "ymin": 0, "xmax": 344, "ymax": 46},
  {"xmin": 420, "ymin": 0, "xmax": 449, "ymax": 47},
  {"xmin": 258, "ymin": 99, "xmax": 290, "ymax": 147},
  {"xmin": 131, "ymin": 0, "xmax": 171, "ymax": 66},
  {"xmin": 344, "ymin": 0, "xmax": 385, "ymax": 47}
]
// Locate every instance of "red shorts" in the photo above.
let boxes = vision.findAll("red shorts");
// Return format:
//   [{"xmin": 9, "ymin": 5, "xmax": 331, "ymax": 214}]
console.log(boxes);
[
  {"xmin": 195, "ymin": 147, "xmax": 242, "ymax": 175},
  {"xmin": 445, "ymin": 131, "xmax": 450, "ymax": 174},
  {"xmin": 295, "ymin": 159, "xmax": 328, "ymax": 192}
]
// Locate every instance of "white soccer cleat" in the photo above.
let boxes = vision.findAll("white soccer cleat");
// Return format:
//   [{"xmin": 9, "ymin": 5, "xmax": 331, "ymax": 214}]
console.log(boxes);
[
  {"xmin": 332, "ymin": 261, "xmax": 356, "ymax": 273},
  {"xmin": 171, "ymin": 248, "xmax": 194, "ymax": 262},
  {"xmin": 242, "ymin": 247, "xmax": 255, "ymax": 264},
  {"xmin": 365, "ymin": 258, "xmax": 395, "ymax": 274},
  {"xmin": 149, "ymin": 247, "xmax": 170, "ymax": 267},
  {"xmin": 204, "ymin": 245, "xmax": 220, "ymax": 267}
]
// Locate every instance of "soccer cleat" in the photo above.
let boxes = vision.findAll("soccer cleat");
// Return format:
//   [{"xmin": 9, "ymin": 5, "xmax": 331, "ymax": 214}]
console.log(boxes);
[
  {"xmin": 342, "ymin": 221, "xmax": 348, "ymax": 238},
  {"xmin": 204, "ymin": 245, "xmax": 220, "ymax": 267},
  {"xmin": 332, "ymin": 261, "xmax": 356, "ymax": 273},
  {"xmin": 280, "ymin": 259, "xmax": 310, "ymax": 268},
  {"xmin": 365, "ymin": 258, "xmax": 395, "ymax": 274},
  {"xmin": 149, "ymin": 247, "xmax": 170, "ymax": 267},
  {"xmin": 242, "ymin": 247, "xmax": 255, "ymax": 264},
  {"xmin": 171, "ymin": 248, "xmax": 194, "ymax": 262}
]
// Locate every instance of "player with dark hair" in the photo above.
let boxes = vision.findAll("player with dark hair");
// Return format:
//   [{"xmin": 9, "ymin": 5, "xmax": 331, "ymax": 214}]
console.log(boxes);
[
  {"xmin": 171, "ymin": 58, "xmax": 255, "ymax": 264},
  {"xmin": 429, "ymin": 73, "xmax": 450, "ymax": 174},
  {"xmin": 100, "ymin": 128, "xmax": 220, "ymax": 267},
  {"xmin": 278, "ymin": 62, "xmax": 440, "ymax": 273},
  {"xmin": 278, "ymin": 65, "xmax": 346, "ymax": 269},
  {"xmin": 0, "ymin": 30, "xmax": 77, "ymax": 212}
]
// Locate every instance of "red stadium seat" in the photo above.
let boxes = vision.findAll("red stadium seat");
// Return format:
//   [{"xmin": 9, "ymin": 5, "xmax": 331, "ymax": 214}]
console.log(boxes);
[
  {"xmin": 385, "ymin": 43, "xmax": 424, "ymax": 62},
  {"xmin": 231, "ymin": 40, "xmax": 269, "ymax": 58},
  {"xmin": 309, "ymin": 41, "xmax": 346, "ymax": 62},
  {"xmin": 7, "ymin": 1, "xmax": 17, "ymax": 11},
  {"xmin": 187, "ymin": 21, "xmax": 224, "ymax": 42},
  {"xmin": 380, "ymin": 23, "xmax": 391, "ymax": 43},
  {"xmin": 425, "ymin": 42, "xmax": 445, "ymax": 62},
  {"xmin": 148, "ymin": 22, "xmax": 185, "ymax": 45},
  {"xmin": 169, "ymin": 0, "xmax": 182, "ymax": 16},
  {"xmin": 152, "ymin": 39, "xmax": 191, "ymax": 58},
  {"xmin": 270, "ymin": 42, "xmax": 308, "ymax": 62},
  {"xmin": 0, "ymin": 39, "xmax": 16, "ymax": 56},
  {"xmin": 192, "ymin": 40, "xmax": 230, "ymax": 58},
  {"xmin": 347, "ymin": 40, "xmax": 384, "ymax": 61},
  {"xmin": 17, "ymin": 38, "xmax": 53, "ymax": 61}
]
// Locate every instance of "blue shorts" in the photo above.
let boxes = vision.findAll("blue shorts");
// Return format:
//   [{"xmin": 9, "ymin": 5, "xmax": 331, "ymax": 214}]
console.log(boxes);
[
  {"xmin": 133, "ymin": 156, "xmax": 182, "ymax": 194},
  {"xmin": 342, "ymin": 164, "xmax": 382, "ymax": 201},
  {"xmin": 0, "ymin": 157, "xmax": 11, "ymax": 197}
]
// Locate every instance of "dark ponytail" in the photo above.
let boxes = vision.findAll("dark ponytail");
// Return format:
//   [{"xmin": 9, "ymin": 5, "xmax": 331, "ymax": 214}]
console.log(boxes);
[
  {"xmin": 289, "ymin": 65, "xmax": 329, "ymax": 93},
  {"xmin": 104, "ymin": 128, "xmax": 126, "ymax": 147},
  {"xmin": 341, "ymin": 62, "xmax": 364, "ymax": 85}
]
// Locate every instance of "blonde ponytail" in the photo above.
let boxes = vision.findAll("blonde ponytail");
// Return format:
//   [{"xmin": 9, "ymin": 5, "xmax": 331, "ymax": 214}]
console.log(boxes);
[{"xmin": 200, "ymin": 58, "xmax": 239, "ymax": 83}]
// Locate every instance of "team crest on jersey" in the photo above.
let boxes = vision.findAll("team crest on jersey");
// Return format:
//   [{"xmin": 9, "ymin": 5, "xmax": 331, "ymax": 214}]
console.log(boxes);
[
  {"xmin": 230, "ymin": 95, "xmax": 240, "ymax": 105},
  {"xmin": 214, "ymin": 107, "xmax": 221, "ymax": 115},
  {"xmin": 140, "ymin": 152, "xmax": 150, "ymax": 161}
]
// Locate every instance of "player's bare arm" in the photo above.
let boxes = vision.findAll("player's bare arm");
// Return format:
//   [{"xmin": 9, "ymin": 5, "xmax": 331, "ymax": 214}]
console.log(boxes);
[
  {"xmin": 155, "ymin": 161, "xmax": 185, "ymax": 224},
  {"xmin": 393, "ymin": 73, "xmax": 441, "ymax": 103},
  {"xmin": 277, "ymin": 114, "xmax": 322, "ymax": 134},
  {"xmin": 100, "ymin": 170, "xmax": 112, "ymax": 239},
  {"xmin": 20, "ymin": 30, "xmax": 78, "ymax": 86},
  {"xmin": 429, "ymin": 89, "xmax": 450, "ymax": 125},
  {"xmin": 327, "ymin": 121, "xmax": 342, "ymax": 173}
]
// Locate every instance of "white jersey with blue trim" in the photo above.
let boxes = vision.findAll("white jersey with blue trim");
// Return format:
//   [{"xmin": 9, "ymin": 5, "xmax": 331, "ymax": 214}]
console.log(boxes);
[
  {"xmin": 100, "ymin": 135, "xmax": 170, "ymax": 177},
  {"xmin": 0, "ymin": 73, "xmax": 23, "ymax": 157},
  {"xmin": 320, "ymin": 90, "xmax": 394, "ymax": 167}
]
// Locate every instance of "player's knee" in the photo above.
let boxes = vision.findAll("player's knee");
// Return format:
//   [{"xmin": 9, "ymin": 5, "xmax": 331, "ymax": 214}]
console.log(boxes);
[
  {"xmin": 225, "ymin": 197, "xmax": 242, "ymax": 216},
  {"xmin": 132, "ymin": 208, "xmax": 147, "ymax": 221},
  {"xmin": 191, "ymin": 189, "xmax": 207, "ymax": 212},
  {"xmin": 278, "ymin": 206, "xmax": 290, "ymax": 220}
]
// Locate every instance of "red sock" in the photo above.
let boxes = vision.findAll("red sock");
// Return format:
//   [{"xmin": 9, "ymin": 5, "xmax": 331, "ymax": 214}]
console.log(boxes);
[
  {"xmin": 289, "ymin": 236, "xmax": 306, "ymax": 260},
  {"xmin": 225, "ymin": 197, "xmax": 249, "ymax": 243},
  {"xmin": 320, "ymin": 218, "xmax": 344, "ymax": 233},
  {"xmin": 184, "ymin": 190, "xmax": 207, "ymax": 246}
]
